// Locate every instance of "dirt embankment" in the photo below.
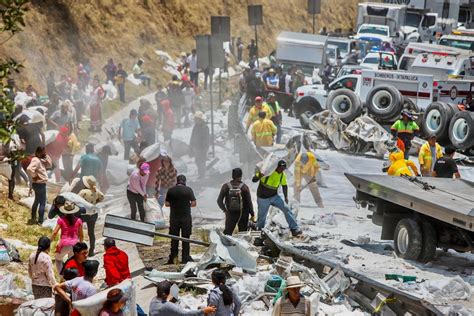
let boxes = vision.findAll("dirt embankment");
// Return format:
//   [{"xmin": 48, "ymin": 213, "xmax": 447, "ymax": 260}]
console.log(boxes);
[{"xmin": 0, "ymin": 0, "xmax": 362, "ymax": 91}]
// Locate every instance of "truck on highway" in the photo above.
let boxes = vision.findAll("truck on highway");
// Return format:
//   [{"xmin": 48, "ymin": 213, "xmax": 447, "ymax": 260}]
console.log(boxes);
[
  {"xmin": 276, "ymin": 31, "xmax": 328, "ymax": 85},
  {"xmin": 346, "ymin": 173, "xmax": 474, "ymax": 263}
]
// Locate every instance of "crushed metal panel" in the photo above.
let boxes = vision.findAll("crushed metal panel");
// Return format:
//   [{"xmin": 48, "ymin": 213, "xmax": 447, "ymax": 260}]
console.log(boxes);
[{"xmin": 103, "ymin": 214, "xmax": 155, "ymax": 246}]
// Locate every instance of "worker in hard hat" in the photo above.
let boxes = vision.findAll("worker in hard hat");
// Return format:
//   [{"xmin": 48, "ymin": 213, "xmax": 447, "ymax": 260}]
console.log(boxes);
[
  {"xmin": 390, "ymin": 110, "xmax": 420, "ymax": 159},
  {"xmin": 386, "ymin": 150, "xmax": 420, "ymax": 177},
  {"xmin": 418, "ymin": 134, "xmax": 442, "ymax": 177},
  {"xmin": 266, "ymin": 92, "xmax": 283, "ymax": 144},
  {"xmin": 251, "ymin": 111, "xmax": 277, "ymax": 147},
  {"xmin": 245, "ymin": 96, "xmax": 272, "ymax": 132},
  {"xmin": 294, "ymin": 151, "xmax": 324, "ymax": 208}
]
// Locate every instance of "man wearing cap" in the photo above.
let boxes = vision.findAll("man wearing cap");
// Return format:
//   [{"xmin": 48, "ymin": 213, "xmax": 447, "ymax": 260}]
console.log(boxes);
[
  {"xmin": 294, "ymin": 151, "xmax": 324, "ymax": 208},
  {"xmin": 391, "ymin": 110, "xmax": 420, "ymax": 159},
  {"xmin": 165, "ymin": 175, "xmax": 197, "ymax": 264},
  {"xmin": 127, "ymin": 162, "xmax": 150, "ymax": 221},
  {"xmin": 217, "ymin": 168, "xmax": 254, "ymax": 235},
  {"xmin": 252, "ymin": 111, "xmax": 278, "ymax": 147},
  {"xmin": 265, "ymin": 68, "xmax": 280, "ymax": 91},
  {"xmin": 246, "ymin": 96, "xmax": 272, "ymax": 132},
  {"xmin": 189, "ymin": 112, "xmax": 210, "ymax": 178},
  {"xmin": 119, "ymin": 109, "xmax": 141, "ymax": 161},
  {"xmin": 418, "ymin": 134, "xmax": 442, "ymax": 177},
  {"xmin": 252, "ymin": 160, "xmax": 302, "ymax": 237},
  {"xmin": 78, "ymin": 176, "xmax": 104, "ymax": 256},
  {"xmin": 272, "ymin": 275, "xmax": 312, "ymax": 316},
  {"xmin": 433, "ymin": 146, "xmax": 461, "ymax": 179},
  {"xmin": 266, "ymin": 92, "xmax": 283, "ymax": 144},
  {"xmin": 103, "ymin": 238, "xmax": 131, "ymax": 287}
]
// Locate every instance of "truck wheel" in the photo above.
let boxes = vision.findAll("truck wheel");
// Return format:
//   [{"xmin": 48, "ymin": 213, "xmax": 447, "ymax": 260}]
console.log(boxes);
[
  {"xmin": 366, "ymin": 86, "xmax": 402, "ymax": 121},
  {"xmin": 422, "ymin": 102, "xmax": 455, "ymax": 142},
  {"xmin": 418, "ymin": 221, "xmax": 437, "ymax": 263},
  {"xmin": 295, "ymin": 98, "xmax": 322, "ymax": 129},
  {"xmin": 326, "ymin": 89, "xmax": 362, "ymax": 124},
  {"xmin": 393, "ymin": 218, "xmax": 422, "ymax": 260},
  {"xmin": 448, "ymin": 111, "xmax": 474, "ymax": 150}
]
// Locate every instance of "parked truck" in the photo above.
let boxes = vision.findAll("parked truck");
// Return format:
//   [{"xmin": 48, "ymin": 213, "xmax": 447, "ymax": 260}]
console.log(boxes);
[
  {"xmin": 276, "ymin": 31, "xmax": 328, "ymax": 85},
  {"xmin": 347, "ymin": 173, "xmax": 474, "ymax": 263}
]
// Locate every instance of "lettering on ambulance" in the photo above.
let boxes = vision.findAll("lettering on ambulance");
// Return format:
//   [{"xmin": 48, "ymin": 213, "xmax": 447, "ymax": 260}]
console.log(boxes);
[
  {"xmin": 362, "ymin": 77, "xmax": 372, "ymax": 87},
  {"xmin": 373, "ymin": 72, "xmax": 418, "ymax": 81}
]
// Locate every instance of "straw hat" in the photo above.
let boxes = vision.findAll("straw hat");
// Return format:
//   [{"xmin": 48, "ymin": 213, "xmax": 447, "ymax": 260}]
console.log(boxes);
[
  {"xmin": 285, "ymin": 276, "xmax": 306, "ymax": 289},
  {"xmin": 194, "ymin": 111, "xmax": 207, "ymax": 121},
  {"xmin": 59, "ymin": 201, "xmax": 80, "ymax": 215},
  {"xmin": 82, "ymin": 175, "xmax": 97, "ymax": 189}
]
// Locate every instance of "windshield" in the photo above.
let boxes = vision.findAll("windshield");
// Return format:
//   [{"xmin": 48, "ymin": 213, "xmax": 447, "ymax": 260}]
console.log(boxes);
[
  {"xmin": 406, "ymin": 12, "xmax": 421, "ymax": 28},
  {"xmin": 439, "ymin": 38, "xmax": 474, "ymax": 51},
  {"xmin": 363, "ymin": 57, "xmax": 379, "ymax": 64},
  {"xmin": 326, "ymin": 48, "xmax": 338, "ymax": 58},
  {"xmin": 281, "ymin": 63, "xmax": 315, "ymax": 77},
  {"xmin": 328, "ymin": 40, "xmax": 349, "ymax": 53},
  {"xmin": 358, "ymin": 26, "xmax": 388, "ymax": 36}
]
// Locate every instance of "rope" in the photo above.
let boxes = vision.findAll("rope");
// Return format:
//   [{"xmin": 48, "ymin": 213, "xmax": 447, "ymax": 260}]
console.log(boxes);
[{"xmin": 373, "ymin": 297, "xmax": 397, "ymax": 313}]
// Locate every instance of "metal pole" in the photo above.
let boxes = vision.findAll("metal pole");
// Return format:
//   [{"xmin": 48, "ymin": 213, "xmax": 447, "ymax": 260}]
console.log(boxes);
[
  {"xmin": 313, "ymin": 12, "xmax": 315, "ymax": 34},
  {"xmin": 255, "ymin": 24, "xmax": 259, "ymax": 68},
  {"xmin": 219, "ymin": 68, "xmax": 222, "ymax": 109},
  {"xmin": 154, "ymin": 231, "xmax": 210, "ymax": 247},
  {"xmin": 208, "ymin": 37, "xmax": 215, "ymax": 157}
]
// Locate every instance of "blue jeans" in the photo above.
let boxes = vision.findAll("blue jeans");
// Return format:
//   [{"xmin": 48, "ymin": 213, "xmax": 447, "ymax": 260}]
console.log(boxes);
[
  {"xmin": 32, "ymin": 183, "xmax": 47, "ymax": 223},
  {"xmin": 156, "ymin": 187, "xmax": 168, "ymax": 208},
  {"xmin": 256, "ymin": 195, "xmax": 298, "ymax": 231}
]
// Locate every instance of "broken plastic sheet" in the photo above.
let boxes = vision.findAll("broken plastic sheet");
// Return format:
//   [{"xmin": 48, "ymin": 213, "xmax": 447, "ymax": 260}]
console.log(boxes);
[
  {"xmin": 309, "ymin": 111, "xmax": 351, "ymax": 151},
  {"xmin": 195, "ymin": 230, "xmax": 258, "ymax": 273},
  {"xmin": 140, "ymin": 143, "xmax": 161, "ymax": 162},
  {"xmin": 16, "ymin": 298, "xmax": 54, "ymax": 316},
  {"xmin": 422, "ymin": 276, "xmax": 471, "ymax": 301}
]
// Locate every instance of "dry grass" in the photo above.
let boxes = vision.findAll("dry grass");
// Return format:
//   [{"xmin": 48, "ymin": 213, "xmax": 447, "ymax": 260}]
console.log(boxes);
[{"xmin": 0, "ymin": 0, "xmax": 363, "ymax": 92}]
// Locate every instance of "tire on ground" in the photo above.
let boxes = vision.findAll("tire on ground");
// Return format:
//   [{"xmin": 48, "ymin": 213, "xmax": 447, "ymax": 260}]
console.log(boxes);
[
  {"xmin": 393, "ymin": 218, "xmax": 422, "ymax": 260},
  {"xmin": 326, "ymin": 89, "xmax": 362, "ymax": 124},
  {"xmin": 422, "ymin": 102, "xmax": 456, "ymax": 142},
  {"xmin": 418, "ymin": 220, "xmax": 437, "ymax": 263},
  {"xmin": 366, "ymin": 85, "xmax": 402, "ymax": 121},
  {"xmin": 295, "ymin": 97, "xmax": 322, "ymax": 129},
  {"xmin": 448, "ymin": 111, "xmax": 474, "ymax": 150}
]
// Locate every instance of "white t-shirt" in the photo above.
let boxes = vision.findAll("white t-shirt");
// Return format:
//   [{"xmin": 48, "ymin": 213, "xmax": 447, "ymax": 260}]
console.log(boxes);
[
  {"xmin": 187, "ymin": 55, "xmax": 198, "ymax": 73},
  {"xmin": 65, "ymin": 277, "xmax": 97, "ymax": 301}
]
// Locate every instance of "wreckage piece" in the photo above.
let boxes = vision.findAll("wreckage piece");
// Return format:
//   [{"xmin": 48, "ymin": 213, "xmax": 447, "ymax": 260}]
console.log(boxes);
[
  {"xmin": 263, "ymin": 229, "xmax": 443, "ymax": 316},
  {"xmin": 195, "ymin": 230, "xmax": 258, "ymax": 273}
]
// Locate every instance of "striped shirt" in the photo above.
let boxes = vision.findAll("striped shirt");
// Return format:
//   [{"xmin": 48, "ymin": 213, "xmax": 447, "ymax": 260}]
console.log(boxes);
[{"xmin": 272, "ymin": 295, "xmax": 312, "ymax": 316}]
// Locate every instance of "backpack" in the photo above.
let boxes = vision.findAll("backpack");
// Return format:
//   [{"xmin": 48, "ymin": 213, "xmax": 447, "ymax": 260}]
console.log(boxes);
[{"xmin": 227, "ymin": 182, "xmax": 244, "ymax": 212}]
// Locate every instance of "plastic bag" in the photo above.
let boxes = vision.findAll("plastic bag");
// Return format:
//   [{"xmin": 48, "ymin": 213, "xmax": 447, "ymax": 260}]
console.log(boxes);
[
  {"xmin": 73, "ymin": 279, "xmax": 136, "ymax": 316},
  {"xmin": 144, "ymin": 200, "xmax": 167, "ymax": 229},
  {"xmin": 0, "ymin": 161, "xmax": 12, "ymax": 179},
  {"xmin": 16, "ymin": 298, "xmax": 55, "ymax": 316},
  {"xmin": 103, "ymin": 80, "xmax": 118, "ymax": 101}
]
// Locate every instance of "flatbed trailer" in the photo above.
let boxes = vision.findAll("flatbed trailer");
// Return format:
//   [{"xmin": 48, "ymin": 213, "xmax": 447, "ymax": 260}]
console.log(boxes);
[{"xmin": 345, "ymin": 173, "xmax": 474, "ymax": 262}]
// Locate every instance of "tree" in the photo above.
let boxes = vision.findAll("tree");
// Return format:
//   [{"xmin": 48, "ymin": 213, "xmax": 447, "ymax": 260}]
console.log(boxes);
[{"xmin": 0, "ymin": 0, "xmax": 29, "ymax": 148}]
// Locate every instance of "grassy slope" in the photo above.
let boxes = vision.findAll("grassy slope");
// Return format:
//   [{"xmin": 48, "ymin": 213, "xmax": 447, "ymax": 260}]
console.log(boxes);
[{"xmin": 0, "ymin": 0, "xmax": 362, "ymax": 92}]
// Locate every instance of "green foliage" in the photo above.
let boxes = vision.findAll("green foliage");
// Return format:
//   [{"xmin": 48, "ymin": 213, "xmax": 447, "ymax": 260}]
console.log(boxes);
[{"xmin": 0, "ymin": 0, "xmax": 29, "ymax": 147}]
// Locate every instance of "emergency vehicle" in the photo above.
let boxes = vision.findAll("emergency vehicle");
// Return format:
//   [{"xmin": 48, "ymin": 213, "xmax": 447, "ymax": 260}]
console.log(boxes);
[
  {"xmin": 439, "ymin": 29, "xmax": 474, "ymax": 51},
  {"xmin": 399, "ymin": 43, "xmax": 471, "ymax": 71},
  {"xmin": 294, "ymin": 69, "xmax": 474, "ymax": 151}
]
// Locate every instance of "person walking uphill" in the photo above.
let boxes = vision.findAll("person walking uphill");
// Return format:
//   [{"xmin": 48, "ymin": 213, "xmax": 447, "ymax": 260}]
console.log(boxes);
[
  {"xmin": 189, "ymin": 111, "xmax": 210, "ymax": 178},
  {"xmin": 70, "ymin": 143, "xmax": 103, "ymax": 182},
  {"xmin": 127, "ymin": 162, "xmax": 150, "ymax": 221},
  {"xmin": 119, "ymin": 109, "xmax": 141, "ymax": 161},
  {"xmin": 266, "ymin": 92, "xmax": 283, "ymax": 144},
  {"xmin": 252, "ymin": 160, "xmax": 302, "ymax": 237},
  {"xmin": 165, "ymin": 175, "xmax": 197, "ymax": 264},
  {"xmin": 26, "ymin": 146, "xmax": 52, "ymax": 224},
  {"xmin": 217, "ymin": 168, "xmax": 254, "ymax": 235}
]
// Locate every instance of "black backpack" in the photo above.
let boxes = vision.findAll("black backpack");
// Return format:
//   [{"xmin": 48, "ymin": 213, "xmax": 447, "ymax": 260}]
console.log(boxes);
[{"xmin": 227, "ymin": 182, "xmax": 244, "ymax": 212}]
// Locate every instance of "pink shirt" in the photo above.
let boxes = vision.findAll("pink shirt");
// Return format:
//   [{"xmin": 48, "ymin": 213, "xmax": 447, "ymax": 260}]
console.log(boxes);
[
  {"xmin": 128, "ymin": 170, "xmax": 149, "ymax": 196},
  {"xmin": 57, "ymin": 217, "xmax": 83, "ymax": 248},
  {"xmin": 28, "ymin": 251, "xmax": 57, "ymax": 287}
]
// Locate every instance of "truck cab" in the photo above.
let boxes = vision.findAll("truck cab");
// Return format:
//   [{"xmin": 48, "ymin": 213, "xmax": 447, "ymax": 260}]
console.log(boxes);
[{"xmin": 440, "ymin": 31, "xmax": 474, "ymax": 51}]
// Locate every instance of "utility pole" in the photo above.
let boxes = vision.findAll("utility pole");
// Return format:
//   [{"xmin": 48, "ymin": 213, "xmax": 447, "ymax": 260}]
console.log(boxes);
[{"xmin": 255, "ymin": 24, "xmax": 259, "ymax": 68}]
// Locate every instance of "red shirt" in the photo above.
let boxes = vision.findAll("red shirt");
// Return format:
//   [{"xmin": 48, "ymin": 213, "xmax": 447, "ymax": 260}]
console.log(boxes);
[
  {"xmin": 63, "ymin": 258, "xmax": 85, "ymax": 277},
  {"xmin": 104, "ymin": 246, "xmax": 131, "ymax": 286}
]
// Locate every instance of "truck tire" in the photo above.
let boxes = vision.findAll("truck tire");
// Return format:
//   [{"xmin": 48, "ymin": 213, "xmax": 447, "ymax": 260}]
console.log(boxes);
[
  {"xmin": 366, "ymin": 86, "xmax": 402, "ymax": 121},
  {"xmin": 422, "ymin": 102, "xmax": 456, "ymax": 142},
  {"xmin": 418, "ymin": 221, "xmax": 437, "ymax": 263},
  {"xmin": 326, "ymin": 89, "xmax": 362, "ymax": 124},
  {"xmin": 295, "ymin": 97, "xmax": 322, "ymax": 129},
  {"xmin": 393, "ymin": 218, "xmax": 422, "ymax": 260},
  {"xmin": 448, "ymin": 111, "xmax": 474, "ymax": 150}
]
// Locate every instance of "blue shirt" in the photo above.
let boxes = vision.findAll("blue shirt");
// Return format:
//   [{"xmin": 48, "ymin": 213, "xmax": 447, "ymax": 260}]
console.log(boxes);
[
  {"xmin": 79, "ymin": 154, "xmax": 103, "ymax": 178},
  {"xmin": 120, "ymin": 118, "xmax": 139, "ymax": 141}
]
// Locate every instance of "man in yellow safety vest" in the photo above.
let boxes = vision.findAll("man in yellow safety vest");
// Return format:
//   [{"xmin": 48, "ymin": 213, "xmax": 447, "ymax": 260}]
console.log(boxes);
[
  {"xmin": 294, "ymin": 151, "xmax": 324, "ymax": 208},
  {"xmin": 251, "ymin": 111, "xmax": 277, "ymax": 147},
  {"xmin": 418, "ymin": 134, "xmax": 442, "ymax": 177},
  {"xmin": 246, "ymin": 96, "xmax": 272, "ymax": 132}
]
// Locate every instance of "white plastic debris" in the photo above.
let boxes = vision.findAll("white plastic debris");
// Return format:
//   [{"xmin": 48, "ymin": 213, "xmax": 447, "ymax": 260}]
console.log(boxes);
[{"xmin": 423, "ymin": 276, "xmax": 471, "ymax": 301}]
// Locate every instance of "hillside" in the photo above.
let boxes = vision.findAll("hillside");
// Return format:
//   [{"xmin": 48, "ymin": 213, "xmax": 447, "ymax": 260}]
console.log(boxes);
[{"xmin": 0, "ymin": 0, "xmax": 362, "ymax": 91}]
